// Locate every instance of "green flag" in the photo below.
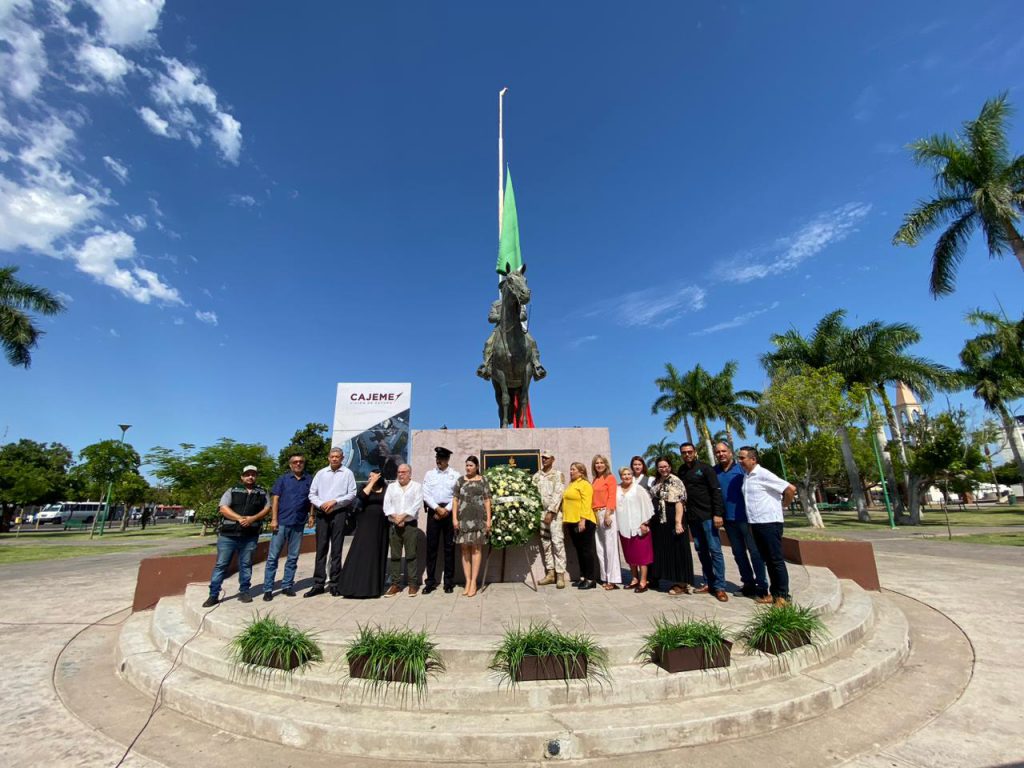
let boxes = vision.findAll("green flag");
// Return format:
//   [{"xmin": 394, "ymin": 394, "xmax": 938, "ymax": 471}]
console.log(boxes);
[{"xmin": 496, "ymin": 168, "xmax": 523, "ymax": 273}]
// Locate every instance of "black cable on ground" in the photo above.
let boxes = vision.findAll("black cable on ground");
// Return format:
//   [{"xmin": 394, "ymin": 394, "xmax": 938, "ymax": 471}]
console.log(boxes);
[{"xmin": 113, "ymin": 593, "xmax": 221, "ymax": 768}]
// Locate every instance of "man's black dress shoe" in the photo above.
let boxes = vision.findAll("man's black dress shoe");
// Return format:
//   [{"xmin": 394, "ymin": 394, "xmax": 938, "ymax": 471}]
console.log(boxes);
[
  {"xmin": 443, "ymin": 585, "xmax": 454, "ymax": 594},
  {"xmin": 281, "ymin": 588, "xmax": 296, "ymax": 597},
  {"xmin": 303, "ymin": 586, "xmax": 326, "ymax": 598},
  {"xmin": 422, "ymin": 585, "xmax": 437, "ymax": 594}
]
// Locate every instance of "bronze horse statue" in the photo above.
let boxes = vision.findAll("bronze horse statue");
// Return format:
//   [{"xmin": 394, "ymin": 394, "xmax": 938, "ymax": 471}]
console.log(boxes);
[{"xmin": 477, "ymin": 264, "xmax": 546, "ymax": 428}]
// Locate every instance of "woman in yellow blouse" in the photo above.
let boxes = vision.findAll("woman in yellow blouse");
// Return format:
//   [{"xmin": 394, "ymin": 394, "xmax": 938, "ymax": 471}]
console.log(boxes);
[{"xmin": 562, "ymin": 462, "xmax": 598, "ymax": 590}]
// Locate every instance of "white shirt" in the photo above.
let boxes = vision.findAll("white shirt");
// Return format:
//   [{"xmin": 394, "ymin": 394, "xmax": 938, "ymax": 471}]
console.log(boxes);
[
  {"xmin": 384, "ymin": 480, "xmax": 423, "ymax": 522},
  {"xmin": 742, "ymin": 464, "xmax": 792, "ymax": 524},
  {"xmin": 422, "ymin": 466, "xmax": 460, "ymax": 510},
  {"xmin": 616, "ymin": 483, "xmax": 654, "ymax": 538},
  {"xmin": 309, "ymin": 465, "xmax": 357, "ymax": 509}
]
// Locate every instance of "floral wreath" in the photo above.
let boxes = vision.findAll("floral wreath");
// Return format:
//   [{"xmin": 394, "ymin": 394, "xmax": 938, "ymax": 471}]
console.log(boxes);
[{"xmin": 484, "ymin": 464, "xmax": 543, "ymax": 549}]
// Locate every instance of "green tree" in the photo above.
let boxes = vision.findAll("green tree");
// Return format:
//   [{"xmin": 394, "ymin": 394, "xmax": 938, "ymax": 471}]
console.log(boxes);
[
  {"xmin": 146, "ymin": 439, "xmax": 275, "ymax": 534},
  {"xmin": 893, "ymin": 94, "xmax": 1024, "ymax": 296},
  {"xmin": 642, "ymin": 438, "xmax": 681, "ymax": 470},
  {"xmin": 707, "ymin": 360, "xmax": 760, "ymax": 448},
  {"xmin": 761, "ymin": 310, "xmax": 871, "ymax": 520},
  {"xmin": 652, "ymin": 363, "xmax": 696, "ymax": 445},
  {"xmin": 70, "ymin": 440, "xmax": 144, "ymax": 533},
  {"xmin": 756, "ymin": 369, "xmax": 862, "ymax": 528},
  {"xmin": 0, "ymin": 265, "xmax": 65, "ymax": 368},
  {"xmin": 959, "ymin": 310, "xmax": 1024, "ymax": 482},
  {"xmin": 277, "ymin": 422, "xmax": 330, "ymax": 477},
  {"xmin": 0, "ymin": 440, "xmax": 73, "ymax": 530},
  {"xmin": 905, "ymin": 410, "xmax": 984, "ymax": 524}
]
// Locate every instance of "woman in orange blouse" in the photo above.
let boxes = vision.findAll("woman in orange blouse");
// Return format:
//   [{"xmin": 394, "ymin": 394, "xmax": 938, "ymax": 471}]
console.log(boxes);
[{"xmin": 591, "ymin": 454, "xmax": 621, "ymax": 589}]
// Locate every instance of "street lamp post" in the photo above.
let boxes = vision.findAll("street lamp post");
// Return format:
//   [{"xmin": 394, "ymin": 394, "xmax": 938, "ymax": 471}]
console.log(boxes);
[{"xmin": 91, "ymin": 424, "xmax": 131, "ymax": 539}]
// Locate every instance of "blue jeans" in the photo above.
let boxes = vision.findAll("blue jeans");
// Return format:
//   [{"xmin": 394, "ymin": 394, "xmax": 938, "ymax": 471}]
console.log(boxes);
[
  {"xmin": 723, "ymin": 519, "xmax": 768, "ymax": 595},
  {"xmin": 688, "ymin": 518, "xmax": 726, "ymax": 592},
  {"xmin": 263, "ymin": 523, "xmax": 306, "ymax": 592},
  {"xmin": 209, "ymin": 535, "xmax": 259, "ymax": 598}
]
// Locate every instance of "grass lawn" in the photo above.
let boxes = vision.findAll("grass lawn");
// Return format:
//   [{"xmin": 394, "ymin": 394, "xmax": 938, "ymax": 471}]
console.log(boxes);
[
  {"xmin": 786, "ymin": 505, "xmax": 1024, "ymax": 530},
  {"xmin": 940, "ymin": 532, "xmax": 1024, "ymax": 547},
  {"xmin": 0, "ymin": 543, "xmax": 154, "ymax": 564},
  {"xmin": 0, "ymin": 524, "xmax": 205, "ymax": 541},
  {"xmin": 161, "ymin": 543, "xmax": 219, "ymax": 557}
]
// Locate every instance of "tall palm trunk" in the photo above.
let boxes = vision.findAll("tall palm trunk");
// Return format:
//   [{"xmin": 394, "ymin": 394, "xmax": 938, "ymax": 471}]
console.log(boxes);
[
  {"xmin": 1003, "ymin": 220, "xmax": 1024, "ymax": 272},
  {"xmin": 697, "ymin": 419, "xmax": 715, "ymax": 464},
  {"xmin": 868, "ymin": 393, "xmax": 905, "ymax": 516},
  {"xmin": 997, "ymin": 401, "xmax": 1024, "ymax": 482},
  {"xmin": 839, "ymin": 425, "xmax": 870, "ymax": 521},
  {"xmin": 682, "ymin": 415, "xmax": 694, "ymax": 447}
]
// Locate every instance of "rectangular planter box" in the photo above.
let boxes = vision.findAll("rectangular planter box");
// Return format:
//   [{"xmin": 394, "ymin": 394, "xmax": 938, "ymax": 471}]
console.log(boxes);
[
  {"xmin": 515, "ymin": 654, "xmax": 588, "ymax": 681},
  {"xmin": 348, "ymin": 655, "xmax": 417, "ymax": 683},
  {"xmin": 653, "ymin": 640, "xmax": 732, "ymax": 673},
  {"xmin": 781, "ymin": 537, "xmax": 881, "ymax": 591},
  {"xmin": 751, "ymin": 629, "xmax": 811, "ymax": 655},
  {"xmin": 240, "ymin": 649, "xmax": 305, "ymax": 671}
]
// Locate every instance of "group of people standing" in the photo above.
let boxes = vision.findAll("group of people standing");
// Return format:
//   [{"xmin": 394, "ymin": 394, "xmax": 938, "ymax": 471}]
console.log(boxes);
[
  {"xmin": 532, "ymin": 442, "xmax": 796, "ymax": 604},
  {"xmin": 203, "ymin": 440, "xmax": 796, "ymax": 607}
]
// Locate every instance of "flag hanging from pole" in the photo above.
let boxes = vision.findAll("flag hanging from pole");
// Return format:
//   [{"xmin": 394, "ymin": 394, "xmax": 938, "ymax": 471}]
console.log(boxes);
[{"xmin": 496, "ymin": 168, "xmax": 523, "ymax": 274}]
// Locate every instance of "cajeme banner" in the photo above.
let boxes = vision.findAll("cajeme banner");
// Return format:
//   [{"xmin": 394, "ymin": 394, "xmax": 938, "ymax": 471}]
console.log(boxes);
[{"xmin": 332, "ymin": 383, "xmax": 411, "ymax": 482}]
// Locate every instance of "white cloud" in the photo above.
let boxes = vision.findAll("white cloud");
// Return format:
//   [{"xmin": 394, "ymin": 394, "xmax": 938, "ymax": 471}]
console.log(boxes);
[
  {"xmin": 138, "ymin": 106, "xmax": 171, "ymax": 136},
  {"xmin": 102, "ymin": 155, "xmax": 129, "ymax": 183},
  {"xmin": 56, "ymin": 290, "xmax": 74, "ymax": 304},
  {"xmin": 172, "ymin": 317, "xmax": 184, "ymax": 326},
  {"xmin": 84, "ymin": 0, "xmax": 165, "ymax": 47},
  {"xmin": 0, "ymin": 4, "xmax": 46, "ymax": 101},
  {"xmin": 68, "ymin": 230, "xmax": 182, "ymax": 304},
  {"xmin": 228, "ymin": 193, "xmax": 257, "ymax": 207},
  {"xmin": 609, "ymin": 284, "xmax": 707, "ymax": 328},
  {"xmin": 194, "ymin": 310, "xmax": 218, "ymax": 326},
  {"xmin": 0, "ymin": 172, "xmax": 103, "ymax": 252},
  {"xmin": 109, "ymin": 327, "xmax": 119, "ymax": 337},
  {"xmin": 690, "ymin": 302, "xmax": 781, "ymax": 336},
  {"xmin": 77, "ymin": 43, "xmax": 133, "ymax": 84},
  {"xmin": 723, "ymin": 202, "xmax": 872, "ymax": 283},
  {"xmin": 145, "ymin": 57, "xmax": 242, "ymax": 163},
  {"xmin": 853, "ymin": 85, "xmax": 879, "ymax": 122},
  {"xmin": 568, "ymin": 334, "xmax": 598, "ymax": 349}
]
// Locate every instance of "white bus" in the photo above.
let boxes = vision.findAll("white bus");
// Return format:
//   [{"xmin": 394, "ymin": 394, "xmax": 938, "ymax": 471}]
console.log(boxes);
[{"xmin": 36, "ymin": 501, "xmax": 106, "ymax": 526}]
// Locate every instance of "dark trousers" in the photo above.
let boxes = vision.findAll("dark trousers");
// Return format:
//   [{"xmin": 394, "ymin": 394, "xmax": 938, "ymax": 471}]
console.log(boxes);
[
  {"xmin": 389, "ymin": 521, "xmax": 420, "ymax": 586},
  {"xmin": 424, "ymin": 504, "xmax": 455, "ymax": 588},
  {"xmin": 565, "ymin": 519, "xmax": 599, "ymax": 582},
  {"xmin": 723, "ymin": 519, "xmax": 768, "ymax": 595},
  {"xmin": 750, "ymin": 522, "xmax": 790, "ymax": 599},
  {"xmin": 313, "ymin": 509, "xmax": 348, "ymax": 588}
]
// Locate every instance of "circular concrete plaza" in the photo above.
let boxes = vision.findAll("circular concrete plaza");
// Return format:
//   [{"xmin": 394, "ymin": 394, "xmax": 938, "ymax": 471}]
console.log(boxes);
[{"xmin": 5, "ymin": 535, "xmax": 1021, "ymax": 767}]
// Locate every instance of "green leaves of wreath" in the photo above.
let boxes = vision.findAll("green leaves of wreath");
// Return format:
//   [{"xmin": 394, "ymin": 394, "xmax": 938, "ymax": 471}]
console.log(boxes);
[{"xmin": 484, "ymin": 464, "xmax": 543, "ymax": 549}]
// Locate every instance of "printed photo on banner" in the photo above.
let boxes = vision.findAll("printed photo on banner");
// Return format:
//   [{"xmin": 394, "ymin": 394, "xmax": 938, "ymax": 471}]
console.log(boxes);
[{"xmin": 332, "ymin": 383, "xmax": 412, "ymax": 483}]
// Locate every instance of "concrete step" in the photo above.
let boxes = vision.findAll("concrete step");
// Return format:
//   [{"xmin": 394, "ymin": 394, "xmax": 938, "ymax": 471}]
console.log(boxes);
[
  {"xmin": 143, "ymin": 581, "xmax": 875, "ymax": 711},
  {"xmin": 116, "ymin": 592, "xmax": 909, "ymax": 761},
  {"xmin": 175, "ymin": 564, "xmax": 845, "ymax": 667}
]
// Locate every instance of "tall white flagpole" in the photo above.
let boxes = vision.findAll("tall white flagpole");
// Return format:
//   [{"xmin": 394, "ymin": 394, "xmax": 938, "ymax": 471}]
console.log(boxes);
[{"xmin": 498, "ymin": 87, "xmax": 508, "ymax": 239}]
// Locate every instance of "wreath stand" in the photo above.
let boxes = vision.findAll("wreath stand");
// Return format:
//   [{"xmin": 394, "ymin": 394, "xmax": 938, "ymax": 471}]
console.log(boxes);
[{"xmin": 480, "ymin": 543, "xmax": 538, "ymax": 593}]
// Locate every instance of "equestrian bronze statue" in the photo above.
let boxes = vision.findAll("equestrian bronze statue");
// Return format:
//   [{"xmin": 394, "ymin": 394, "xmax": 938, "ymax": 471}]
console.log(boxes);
[{"xmin": 477, "ymin": 264, "xmax": 546, "ymax": 428}]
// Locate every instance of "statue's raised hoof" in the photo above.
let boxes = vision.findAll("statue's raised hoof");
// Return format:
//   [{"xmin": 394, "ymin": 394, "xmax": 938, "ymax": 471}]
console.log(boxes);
[{"xmin": 534, "ymin": 366, "xmax": 547, "ymax": 380}]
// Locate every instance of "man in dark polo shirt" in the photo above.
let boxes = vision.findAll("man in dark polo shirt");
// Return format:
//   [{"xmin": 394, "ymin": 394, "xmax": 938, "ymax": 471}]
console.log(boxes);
[
  {"xmin": 262, "ymin": 451, "xmax": 314, "ymax": 601},
  {"xmin": 203, "ymin": 465, "xmax": 271, "ymax": 607},
  {"xmin": 676, "ymin": 442, "xmax": 728, "ymax": 602}
]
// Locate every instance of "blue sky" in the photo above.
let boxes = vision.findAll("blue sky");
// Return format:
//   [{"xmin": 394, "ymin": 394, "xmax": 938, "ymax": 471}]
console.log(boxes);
[{"xmin": 2, "ymin": 0, "xmax": 1023, "ymax": 471}]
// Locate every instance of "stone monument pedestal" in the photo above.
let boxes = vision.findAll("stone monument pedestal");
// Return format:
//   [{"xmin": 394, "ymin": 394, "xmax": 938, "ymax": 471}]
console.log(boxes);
[{"xmin": 411, "ymin": 427, "xmax": 612, "ymax": 584}]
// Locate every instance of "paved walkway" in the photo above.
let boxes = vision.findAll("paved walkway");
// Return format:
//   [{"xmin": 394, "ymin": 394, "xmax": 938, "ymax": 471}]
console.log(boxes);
[{"xmin": 0, "ymin": 538, "xmax": 1021, "ymax": 767}]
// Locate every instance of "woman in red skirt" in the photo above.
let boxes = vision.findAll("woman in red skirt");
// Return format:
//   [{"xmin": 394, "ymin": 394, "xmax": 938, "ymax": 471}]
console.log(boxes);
[{"xmin": 616, "ymin": 466, "xmax": 655, "ymax": 593}]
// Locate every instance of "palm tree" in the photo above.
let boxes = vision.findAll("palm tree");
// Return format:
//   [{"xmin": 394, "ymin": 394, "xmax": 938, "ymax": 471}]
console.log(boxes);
[
  {"xmin": 893, "ymin": 93, "xmax": 1024, "ymax": 297},
  {"xmin": 652, "ymin": 363, "xmax": 696, "ymax": 445},
  {"xmin": 642, "ymin": 438, "xmax": 681, "ymax": 470},
  {"xmin": 0, "ymin": 265, "xmax": 64, "ymax": 368},
  {"xmin": 708, "ymin": 360, "xmax": 760, "ymax": 446},
  {"xmin": 960, "ymin": 310, "xmax": 1024, "ymax": 482},
  {"xmin": 761, "ymin": 310, "xmax": 871, "ymax": 521},
  {"xmin": 846, "ymin": 320, "xmax": 957, "ymax": 515}
]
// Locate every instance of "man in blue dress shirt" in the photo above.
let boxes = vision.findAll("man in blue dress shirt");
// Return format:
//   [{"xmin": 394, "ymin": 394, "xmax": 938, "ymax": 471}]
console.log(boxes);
[
  {"xmin": 262, "ymin": 451, "xmax": 313, "ymax": 601},
  {"xmin": 714, "ymin": 442, "xmax": 768, "ymax": 599}
]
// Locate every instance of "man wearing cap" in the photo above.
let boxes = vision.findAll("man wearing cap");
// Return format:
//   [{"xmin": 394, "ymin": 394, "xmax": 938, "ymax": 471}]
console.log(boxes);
[
  {"xmin": 203, "ymin": 465, "xmax": 271, "ymax": 607},
  {"xmin": 305, "ymin": 447, "xmax": 357, "ymax": 597},
  {"xmin": 532, "ymin": 451, "xmax": 567, "ymax": 588},
  {"xmin": 262, "ymin": 451, "xmax": 313, "ymax": 601},
  {"xmin": 421, "ymin": 447, "xmax": 460, "ymax": 594}
]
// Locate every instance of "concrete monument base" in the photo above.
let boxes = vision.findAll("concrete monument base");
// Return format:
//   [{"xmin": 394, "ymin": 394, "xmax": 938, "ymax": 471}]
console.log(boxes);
[{"xmin": 410, "ymin": 427, "xmax": 612, "ymax": 583}]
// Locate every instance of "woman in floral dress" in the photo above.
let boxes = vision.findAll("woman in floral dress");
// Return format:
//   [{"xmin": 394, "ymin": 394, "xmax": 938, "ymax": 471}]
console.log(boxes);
[{"xmin": 452, "ymin": 455, "xmax": 492, "ymax": 598}]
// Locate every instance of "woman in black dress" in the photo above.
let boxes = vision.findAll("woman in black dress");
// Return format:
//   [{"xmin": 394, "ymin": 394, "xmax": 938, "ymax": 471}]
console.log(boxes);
[
  {"xmin": 339, "ymin": 471, "xmax": 388, "ymax": 598},
  {"xmin": 648, "ymin": 457, "xmax": 694, "ymax": 595}
]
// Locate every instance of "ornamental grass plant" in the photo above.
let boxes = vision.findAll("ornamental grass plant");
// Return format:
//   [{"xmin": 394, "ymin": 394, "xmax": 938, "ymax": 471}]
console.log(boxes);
[
  {"xmin": 635, "ymin": 615, "xmax": 731, "ymax": 667},
  {"xmin": 344, "ymin": 624, "xmax": 446, "ymax": 703},
  {"xmin": 490, "ymin": 621, "xmax": 610, "ymax": 690},
  {"xmin": 737, "ymin": 602, "xmax": 828, "ymax": 655},
  {"xmin": 229, "ymin": 612, "xmax": 323, "ymax": 675}
]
